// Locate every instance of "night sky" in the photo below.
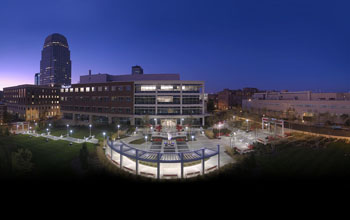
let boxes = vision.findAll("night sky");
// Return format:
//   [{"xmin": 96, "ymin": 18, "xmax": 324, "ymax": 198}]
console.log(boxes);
[{"xmin": 0, "ymin": 0, "xmax": 349, "ymax": 93}]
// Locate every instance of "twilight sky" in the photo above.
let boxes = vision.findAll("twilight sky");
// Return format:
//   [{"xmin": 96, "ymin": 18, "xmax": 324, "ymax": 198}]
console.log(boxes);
[{"xmin": 0, "ymin": 0, "xmax": 349, "ymax": 93}]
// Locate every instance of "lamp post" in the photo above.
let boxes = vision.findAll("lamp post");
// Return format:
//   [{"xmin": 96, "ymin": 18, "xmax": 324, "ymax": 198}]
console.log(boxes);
[
  {"xmin": 29, "ymin": 126, "xmax": 32, "ymax": 133},
  {"xmin": 218, "ymin": 123, "xmax": 222, "ymax": 139},
  {"xmin": 103, "ymin": 132, "xmax": 106, "ymax": 147},
  {"xmin": 145, "ymin": 135, "xmax": 148, "ymax": 147},
  {"xmin": 185, "ymin": 126, "xmax": 188, "ymax": 141},
  {"xmin": 191, "ymin": 135, "xmax": 194, "ymax": 147},
  {"xmin": 246, "ymin": 119, "xmax": 249, "ymax": 131},
  {"xmin": 66, "ymin": 124, "xmax": 69, "ymax": 137},
  {"xmin": 70, "ymin": 129, "xmax": 73, "ymax": 137},
  {"xmin": 89, "ymin": 124, "xmax": 92, "ymax": 137},
  {"xmin": 154, "ymin": 118, "xmax": 157, "ymax": 126},
  {"xmin": 117, "ymin": 124, "xmax": 120, "ymax": 139},
  {"xmin": 46, "ymin": 128, "xmax": 49, "ymax": 136}
]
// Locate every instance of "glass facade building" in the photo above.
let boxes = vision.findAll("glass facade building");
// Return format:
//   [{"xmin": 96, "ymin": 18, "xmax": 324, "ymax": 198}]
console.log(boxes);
[{"xmin": 40, "ymin": 33, "xmax": 71, "ymax": 86}]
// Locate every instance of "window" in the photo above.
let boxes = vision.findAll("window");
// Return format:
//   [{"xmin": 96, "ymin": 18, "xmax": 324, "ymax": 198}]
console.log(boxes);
[
  {"xmin": 135, "ymin": 107, "xmax": 155, "ymax": 115},
  {"xmin": 86, "ymin": 87, "xmax": 90, "ymax": 92},
  {"xmin": 135, "ymin": 95, "xmax": 155, "ymax": 104},
  {"xmin": 125, "ymin": 85, "xmax": 131, "ymax": 91},
  {"xmin": 80, "ymin": 87, "xmax": 84, "ymax": 92},
  {"xmin": 75, "ymin": 88, "xmax": 79, "ymax": 92},
  {"xmin": 91, "ymin": 87, "xmax": 95, "ymax": 92},
  {"xmin": 104, "ymin": 86, "xmax": 109, "ymax": 92},
  {"xmin": 157, "ymin": 107, "xmax": 181, "ymax": 115},
  {"xmin": 98, "ymin": 86, "xmax": 103, "ymax": 92}
]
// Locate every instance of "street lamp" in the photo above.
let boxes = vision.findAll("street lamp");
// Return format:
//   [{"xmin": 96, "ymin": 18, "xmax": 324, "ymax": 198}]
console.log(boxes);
[
  {"xmin": 185, "ymin": 126, "xmax": 188, "ymax": 141},
  {"xmin": 46, "ymin": 128, "xmax": 49, "ymax": 136},
  {"xmin": 29, "ymin": 126, "xmax": 32, "ymax": 133},
  {"xmin": 191, "ymin": 135, "xmax": 194, "ymax": 146},
  {"xmin": 246, "ymin": 119, "xmax": 249, "ymax": 131},
  {"xmin": 66, "ymin": 124, "xmax": 69, "ymax": 136},
  {"xmin": 218, "ymin": 123, "xmax": 222, "ymax": 139},
  {"xmin": 103, "ymin": 132, "xmax": 106, "ymax": 147},
  {"xmin": 154, "ymin": 118, "xmax": 157, "ymax": 125},
  {"xmin": 70, "ymin": 130, "xmax": 73, "ymax": 136},
  {"xmin": 117, "ymin": 124, "xmax": 120, "ymax": 139},
  {"xmin": 145, "ymin": 135, "xmax": 148, "ymax": 146},
  {"xmin": 89, "ymin": 124, "xmax": 92, "ymax": 137}
]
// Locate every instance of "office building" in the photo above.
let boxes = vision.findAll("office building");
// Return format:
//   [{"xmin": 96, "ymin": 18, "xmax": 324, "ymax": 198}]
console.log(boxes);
[
  {"xmin": 3, "ymin": 85, "xmax": 61, "ymax": 121},
  {"xmin": 61, "ymin": 67, "xmax": 206, "ymax": 126},
  {"xmin": 40, "ymin": 33, "xmax": 71, "ymax": 86}
]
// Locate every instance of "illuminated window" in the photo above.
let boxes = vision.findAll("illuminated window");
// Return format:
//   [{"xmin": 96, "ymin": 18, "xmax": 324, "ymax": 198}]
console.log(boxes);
[
  {"xmin": 86, "ymin": 87, "xmax": 90, "ymax": 92},
  {"xmin": 140, "ymin": 85, "xmax": 156, "ymax": 92},
  {"xmin": 80, "ymin": 88, "xmax": 84, "ymax": 92}
]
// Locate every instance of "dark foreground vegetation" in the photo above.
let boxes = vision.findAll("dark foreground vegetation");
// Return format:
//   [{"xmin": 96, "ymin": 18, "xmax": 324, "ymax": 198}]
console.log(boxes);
[{"xmin": 1, "ymin": 130, "xmax": 350, "ymax": 197}]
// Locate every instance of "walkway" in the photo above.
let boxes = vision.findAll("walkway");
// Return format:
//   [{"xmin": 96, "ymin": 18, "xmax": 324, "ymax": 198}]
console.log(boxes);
[{"xmin": 20, "ymin": 131, "xmax": 99, "ymax": 144}]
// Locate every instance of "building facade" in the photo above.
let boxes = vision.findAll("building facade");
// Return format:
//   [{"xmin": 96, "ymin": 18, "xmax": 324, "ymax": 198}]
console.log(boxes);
[
  {"xmin": 40, "ymin": 33, "xmax": 71, "ymax": 86},
  {"xmin": 60, "ymin": 82, "xmax": 134, "ymax": 125},
  {"xmin": 60, "ymin": 68, "xmax": 207, "ymax": 126},
  {"xmin": 133, "ymin": 80, "xmax": 206, "ymax": 126},
  {"xmin": 3, "ymin": 85, "xmax": 61, "ymax": 121},
  {"xmin": 243, "ymin": 91, "xmax": 350, "ymax": 124}
]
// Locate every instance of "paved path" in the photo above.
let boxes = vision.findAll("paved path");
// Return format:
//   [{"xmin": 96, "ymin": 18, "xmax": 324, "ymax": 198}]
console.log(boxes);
[{"xmin": 21, "ymin": 131, "xmax": 99, "ymax": 144}]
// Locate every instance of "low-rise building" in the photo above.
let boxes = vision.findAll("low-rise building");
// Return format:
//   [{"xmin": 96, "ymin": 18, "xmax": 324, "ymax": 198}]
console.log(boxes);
[
  {"xmin": 3, "ymin": 84, "xmax": 61, "ymax": 121},
  {"xmin": 243, "ymin": 91, "xmax": 350, "ymax": 124},
  {"xmin": 217, "ymin": 87, "xmax": 260, "ymax": 110},
  {"xmin": 60, "ymin": 81, "xmax": 134, "ymax": 125},
  {"xmin": 60, "ymin": 67, "xmax": 207, "ymax": 126}
]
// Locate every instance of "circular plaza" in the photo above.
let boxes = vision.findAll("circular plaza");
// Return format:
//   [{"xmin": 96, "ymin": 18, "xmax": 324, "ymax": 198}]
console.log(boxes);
[{"xmin": 105, "ymin": 126, "xmax": 232, "ymax": 179}]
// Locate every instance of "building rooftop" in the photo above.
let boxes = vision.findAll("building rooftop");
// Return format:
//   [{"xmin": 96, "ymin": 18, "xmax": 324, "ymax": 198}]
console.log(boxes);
[{"xmin": 80, "ymin": 73, "xmax": 180, "ymax": 84}]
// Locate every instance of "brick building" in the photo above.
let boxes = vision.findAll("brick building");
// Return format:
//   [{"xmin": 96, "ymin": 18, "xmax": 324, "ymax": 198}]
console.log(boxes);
[{"xmin": 3, "ymin": 84, "xmax": 60, "ymax": 121}]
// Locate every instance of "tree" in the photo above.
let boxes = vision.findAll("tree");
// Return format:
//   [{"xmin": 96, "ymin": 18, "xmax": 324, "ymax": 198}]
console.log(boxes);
[
  {"xmin": 4, "ymin": 127, "xmax": 10, "ymax": 136},
  {"xmin": 12, "ymin": 148, "xmax": 33, "ymax": 174},
  {"xmin": 79, "ymin": 143, "xmax": 89, "ymax": 170}
]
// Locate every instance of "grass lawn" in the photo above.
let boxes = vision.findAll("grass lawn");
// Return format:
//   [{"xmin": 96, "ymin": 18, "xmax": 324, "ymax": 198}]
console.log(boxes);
[
  {"xmin": 255, "ymin": 140, "xmax": 350, "ymax": 179},
  {"xmin": 0, "ymin": 134, "xmax": 97, "ymax": 179},
  {"xmin": 129, "ymin": 138, "xmax": 146, "ymax": 144}
]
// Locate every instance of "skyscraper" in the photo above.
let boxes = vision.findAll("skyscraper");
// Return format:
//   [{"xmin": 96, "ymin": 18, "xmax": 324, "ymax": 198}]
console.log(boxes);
[
  {"xmin": 40, "ymin": 33, "xmax": 71, "ymax": 86},
  {"xmin": 34, "ymin": 73, "xmax": 40, "ymax": 85}
]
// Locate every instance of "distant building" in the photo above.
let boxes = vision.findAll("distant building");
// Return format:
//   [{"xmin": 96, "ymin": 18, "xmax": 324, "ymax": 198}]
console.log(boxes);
[
  {"xmin": 34, "ymin": 73, "xmax": 40, "ymax": 85},
  {"xmin": 0, "ymin": 102, "xmax": 6, "ymax": 125},
  {"xmin": 217, "ymin": 88, "xmax": 260, "ymax": 110},
  {"xmin": 0, "ymin": 90, "xmax": 3, "ymax": 101},
  {"xmin": 40, "ymin": 33, "xmax": 71, "ymax": 86},
  {"xmin": 3, "ymin": 84, "xmax": 61, "ymax": 121},
  {"xmin": 243, "ymin": 91, "xmax": 350, "ymax": 124},
  {"xmin": 132, "ymin": 65, "xmax": 143, "ymax": 75}
]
